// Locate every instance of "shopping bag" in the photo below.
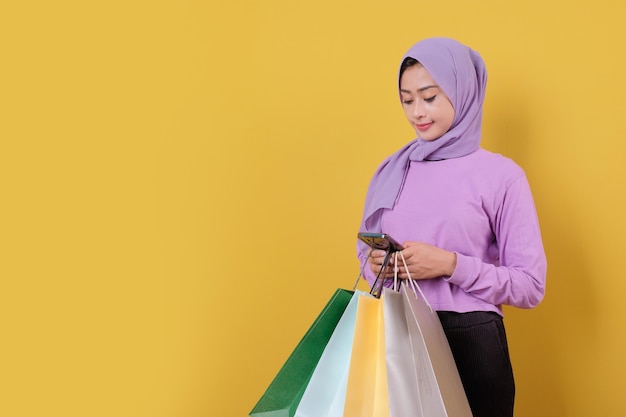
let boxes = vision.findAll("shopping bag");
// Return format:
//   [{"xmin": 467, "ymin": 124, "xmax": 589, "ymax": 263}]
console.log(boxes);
[
  {"xmin": 295, "ymin": 290, "xmax": 372, "ymax": 417},
  {"xmin": 382, "ymin": 286, "xmax": 425, "ymax": 417},
  {"xmin": 249, "ymin": 289, "xmax": 354, "ymax": 417},
  {"xmin": 401, "ymin": 280, "xmax": 473, "ymax": 417},
  {"xmin": 343, "ymin": 294, "xmax": 390, "ymax": 417}
]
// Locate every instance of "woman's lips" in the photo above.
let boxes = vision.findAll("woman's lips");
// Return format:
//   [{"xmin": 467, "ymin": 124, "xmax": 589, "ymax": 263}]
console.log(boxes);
[{"xmin": 415, "ymin": 122, "xmax": 433, "ymax": 131}]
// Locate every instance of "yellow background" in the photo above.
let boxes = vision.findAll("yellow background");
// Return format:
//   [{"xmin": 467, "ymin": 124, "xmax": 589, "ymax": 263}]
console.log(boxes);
[{"xmin": 1, "ymin": 0, "xmax": 625, "ymax": 416}]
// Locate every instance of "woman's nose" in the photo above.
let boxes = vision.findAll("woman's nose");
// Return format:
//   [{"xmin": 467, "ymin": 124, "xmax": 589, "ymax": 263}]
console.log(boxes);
[{"xmin": 413, "ymin": 100, "xmax": 426, "ymax": 117}]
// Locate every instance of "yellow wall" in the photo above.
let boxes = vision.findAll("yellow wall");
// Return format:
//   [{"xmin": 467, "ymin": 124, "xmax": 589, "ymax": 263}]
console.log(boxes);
[{"xmin": 2, "ymin": 1, "xmax": 625, "ymax": 416}]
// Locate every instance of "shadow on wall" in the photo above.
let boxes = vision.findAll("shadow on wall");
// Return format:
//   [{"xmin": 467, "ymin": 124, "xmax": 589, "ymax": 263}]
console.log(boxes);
[{"xmin": 489, "ymin": 86, "xmax": 597, "ymax": 415}]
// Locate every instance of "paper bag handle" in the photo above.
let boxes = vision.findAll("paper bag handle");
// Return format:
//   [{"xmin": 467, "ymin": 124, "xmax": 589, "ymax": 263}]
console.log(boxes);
[{"xmin": 393, "ymin": 251, "xmax": 434, "ymax": 313}]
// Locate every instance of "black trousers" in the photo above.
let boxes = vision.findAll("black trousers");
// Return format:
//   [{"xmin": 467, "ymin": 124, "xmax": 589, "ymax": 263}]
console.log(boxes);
[{"xmin": 437, "ymin": 311, "xmax": 515, "ymax": 417}]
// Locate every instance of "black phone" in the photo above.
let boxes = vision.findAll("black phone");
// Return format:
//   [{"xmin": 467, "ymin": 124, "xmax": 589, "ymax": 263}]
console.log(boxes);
[{"xmin": 357, "ymin": 232, "xmax": 403, "ymax": 252}]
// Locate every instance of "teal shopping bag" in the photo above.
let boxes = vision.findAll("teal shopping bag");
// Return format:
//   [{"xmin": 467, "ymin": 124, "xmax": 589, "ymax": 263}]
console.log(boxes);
[{"xmin": 249, "ymin": 289, "xmax": 354, "ymax": 417}]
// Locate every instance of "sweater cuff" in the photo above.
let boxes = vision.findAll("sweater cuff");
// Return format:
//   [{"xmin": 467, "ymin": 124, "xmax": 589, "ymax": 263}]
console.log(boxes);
[{"xmin": 445, "ymin": 252, "xmax": 474, "ymax": 285}]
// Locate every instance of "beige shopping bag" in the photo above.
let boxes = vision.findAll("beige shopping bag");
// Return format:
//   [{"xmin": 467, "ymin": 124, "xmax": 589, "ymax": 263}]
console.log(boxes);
[{"xmin": 401, "ymin": 279, "xmax": 472, "ymax": 417}]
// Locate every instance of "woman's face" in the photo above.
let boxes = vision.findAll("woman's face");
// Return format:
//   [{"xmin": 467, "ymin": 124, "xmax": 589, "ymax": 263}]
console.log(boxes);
[{"xmin": 399, "ymin": 64, "xmax": 455, "ymax": 141}]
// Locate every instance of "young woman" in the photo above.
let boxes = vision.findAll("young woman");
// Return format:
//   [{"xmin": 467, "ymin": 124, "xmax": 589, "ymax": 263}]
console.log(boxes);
[{"xmin": 357, "ymin": 37, "xmax": 547, "ymax": 417}]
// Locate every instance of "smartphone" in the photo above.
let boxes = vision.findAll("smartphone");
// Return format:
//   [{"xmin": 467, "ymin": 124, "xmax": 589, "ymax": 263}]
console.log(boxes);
[{"xmin": 357, "ymin": 232, "xmax": 403, "ymax": 252}]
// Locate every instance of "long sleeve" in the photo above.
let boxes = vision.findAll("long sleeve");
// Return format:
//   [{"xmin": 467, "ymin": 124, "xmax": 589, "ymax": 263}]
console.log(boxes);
[{"xmin": 446, "ymin": 175, "xmax": 547, "ymax": 308}]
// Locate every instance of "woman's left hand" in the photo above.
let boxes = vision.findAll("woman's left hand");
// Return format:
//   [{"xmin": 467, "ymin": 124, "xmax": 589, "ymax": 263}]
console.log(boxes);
[{"xmin": 392, "ymin": 241, "xmax": 457, "ymax": 280}]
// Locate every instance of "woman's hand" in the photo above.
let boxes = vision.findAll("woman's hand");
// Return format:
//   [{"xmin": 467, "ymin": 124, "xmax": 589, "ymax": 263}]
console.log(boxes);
[
  {"xmin": 368, "ymin": 241, "xmax": 457, "ymax": 280},
  {"xmin": 367, "ymin": 249, "xmax": 396, "ymax": 280}
]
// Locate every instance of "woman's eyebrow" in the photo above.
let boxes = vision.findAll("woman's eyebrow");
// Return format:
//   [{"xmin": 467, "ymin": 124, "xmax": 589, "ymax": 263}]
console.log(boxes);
[{"xmin": 400, "ymin": 85, "xmax": 438, "ymax": 93}]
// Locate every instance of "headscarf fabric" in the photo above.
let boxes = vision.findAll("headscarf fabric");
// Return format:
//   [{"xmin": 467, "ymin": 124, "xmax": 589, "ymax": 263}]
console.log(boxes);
[{"xmin": 361, "ymin": 37, "xmax": 488, "ymax": 232}]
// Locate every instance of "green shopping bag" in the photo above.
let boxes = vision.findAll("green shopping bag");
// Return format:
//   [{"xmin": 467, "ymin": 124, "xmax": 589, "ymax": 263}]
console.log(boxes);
[{"xmin": 250, "ymin": 288, "xmax": 354, "ymax": 417}]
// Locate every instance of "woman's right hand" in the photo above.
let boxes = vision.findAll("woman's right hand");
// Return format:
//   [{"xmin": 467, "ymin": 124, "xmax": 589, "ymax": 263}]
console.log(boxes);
[{"xmin": 368, "ymin": 250, "xmax": 395, "ymax": 279}]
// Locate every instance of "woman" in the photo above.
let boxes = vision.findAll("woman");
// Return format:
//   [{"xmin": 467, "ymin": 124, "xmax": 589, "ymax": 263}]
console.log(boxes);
[{"xmin": 357, "ymin": 37, "xmax": 547, "ymax": 417}]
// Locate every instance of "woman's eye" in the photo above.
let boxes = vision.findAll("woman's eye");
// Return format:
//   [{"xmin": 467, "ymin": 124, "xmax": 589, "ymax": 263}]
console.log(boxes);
[
  {"xmin": 402, "ymin": 99, "xmax": 414, "ymax": 105},
  {"xmin": 424, "ymin": 95, "xmax": 436, "ymax": 103}
]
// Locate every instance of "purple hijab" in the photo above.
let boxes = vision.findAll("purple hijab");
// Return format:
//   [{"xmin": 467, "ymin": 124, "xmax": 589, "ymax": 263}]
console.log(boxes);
[{"xmin": 360, "ymin": 37, "xmax": 488, "ymax": 232}]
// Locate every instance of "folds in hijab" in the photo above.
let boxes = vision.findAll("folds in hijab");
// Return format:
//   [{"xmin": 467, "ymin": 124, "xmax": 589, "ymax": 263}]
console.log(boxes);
[{"xmin": 361, "ymin": 37, "xmax": 488, "ymax": 232}]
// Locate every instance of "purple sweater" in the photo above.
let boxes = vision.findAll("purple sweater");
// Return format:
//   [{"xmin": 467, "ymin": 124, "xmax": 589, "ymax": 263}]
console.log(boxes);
[{"xmin": 358, "ymin": 149, "xmax": 547, "ymax": 315}]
